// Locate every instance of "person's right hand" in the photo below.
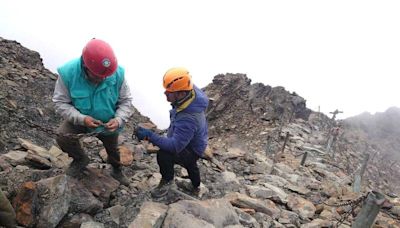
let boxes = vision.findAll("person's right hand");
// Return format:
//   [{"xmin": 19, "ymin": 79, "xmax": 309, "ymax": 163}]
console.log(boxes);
[
  {"xmin": 84, "ymin": 116, "xmax": 103, "ymax": 128},
  {"xmin": 136, "ymin": 127, "xmax": 154, "ymax": 141}
]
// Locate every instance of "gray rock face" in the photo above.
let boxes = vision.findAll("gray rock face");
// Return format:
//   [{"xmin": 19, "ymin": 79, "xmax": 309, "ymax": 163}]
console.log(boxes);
[
  {"xmin": 36, "ymin": 175, "xmax": 71, "ymax": 228},
  {"xmin": 163, "ymin": 199, "xmax": 241, "ymax": 228},
  {"xmin": 205, "ymin": 73, "xmax": 311, "ymax": 127},
  {"xmin": 0, "ymin": 38, "xmax": 61, "ymax": 151},
  {"xmin": 128, "ymin": 202, "xmax": 168, "ymax": 228},
  {"xmin": 68, "ymin": 178, "xmax": 103, "ymax": 214}
]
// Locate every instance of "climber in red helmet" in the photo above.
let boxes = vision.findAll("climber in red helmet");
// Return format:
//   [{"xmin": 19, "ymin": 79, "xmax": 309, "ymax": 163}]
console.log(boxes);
[{"xmin": 52, "ymin": 38, "xmax": 133, "ymax": 186}]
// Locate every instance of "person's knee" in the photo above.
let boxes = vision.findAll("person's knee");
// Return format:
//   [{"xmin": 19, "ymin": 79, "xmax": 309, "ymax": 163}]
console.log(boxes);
[
  {"xmin": 0, "ymin": 212, "xmax": 16, "ymax": 228},
  {"xmin": 55, "ymin": 135, "xmax": 64, "ymax": 145},
  {"xmin": 0, "ymin": 192, "xmax": 16, "ymax": 228},
  {"xmin": 157, "ymin": 150, "xmax": 173, "ymax": 160}
]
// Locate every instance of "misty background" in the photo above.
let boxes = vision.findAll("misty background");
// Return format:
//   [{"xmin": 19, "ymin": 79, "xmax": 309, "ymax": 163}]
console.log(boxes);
[{"xmin": 1, "ymin": 0, "xmax": 399, "ymax": 129}]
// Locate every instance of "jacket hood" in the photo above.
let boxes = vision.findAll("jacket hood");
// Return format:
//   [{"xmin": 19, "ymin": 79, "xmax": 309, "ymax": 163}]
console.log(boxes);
[{"xmin": 184, "ymin": 85, "xmax": 209, "ymax": 113}]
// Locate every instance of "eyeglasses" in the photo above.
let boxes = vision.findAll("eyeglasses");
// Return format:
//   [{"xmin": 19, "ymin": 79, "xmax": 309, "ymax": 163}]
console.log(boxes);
[{"xmin": 83, "ymin": 66, "xmax": 104, "ymax": 83}]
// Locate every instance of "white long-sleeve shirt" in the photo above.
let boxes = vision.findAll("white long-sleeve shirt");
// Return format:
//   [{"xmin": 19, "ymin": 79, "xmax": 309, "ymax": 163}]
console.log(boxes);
[{"xmin": 52, "ymin": 76, "xmax": 133, "ymax": 127}]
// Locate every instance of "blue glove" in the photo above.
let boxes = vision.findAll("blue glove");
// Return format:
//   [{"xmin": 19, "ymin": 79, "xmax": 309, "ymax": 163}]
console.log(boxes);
[{"xmin": 136, "ymin": 127, "xmax": 153, "ymax": 141}]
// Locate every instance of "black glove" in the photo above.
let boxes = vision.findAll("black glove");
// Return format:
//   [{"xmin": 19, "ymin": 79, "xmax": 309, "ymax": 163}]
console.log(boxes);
[{"xmin": 136, "ymin": 127, "xmax": 153, "ymax": 141}]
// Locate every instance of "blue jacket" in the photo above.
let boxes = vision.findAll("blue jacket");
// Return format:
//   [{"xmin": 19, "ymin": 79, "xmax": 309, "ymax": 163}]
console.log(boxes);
[
  {"xmin": 57, "ymin": 58, "xmax": 125, "ymax": 132},
  {"xmin": 149, "ymin": 86, "xmax": 209, "ymax": 156}
]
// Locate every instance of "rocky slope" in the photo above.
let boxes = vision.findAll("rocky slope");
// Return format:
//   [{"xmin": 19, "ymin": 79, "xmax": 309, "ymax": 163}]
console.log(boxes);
[
  {"xmin": 345, "ymin": 107, "xmax": 400, "ymax": 161},
  {"xmin": 0, "ymin": 37, "xmax": 399, "ymax": 228}
]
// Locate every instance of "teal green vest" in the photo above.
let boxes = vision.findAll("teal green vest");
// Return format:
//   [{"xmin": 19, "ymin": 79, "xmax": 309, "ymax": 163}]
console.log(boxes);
[{"xmin": 57, "ymin": 58, "xmax": 124, "ymax": 133}]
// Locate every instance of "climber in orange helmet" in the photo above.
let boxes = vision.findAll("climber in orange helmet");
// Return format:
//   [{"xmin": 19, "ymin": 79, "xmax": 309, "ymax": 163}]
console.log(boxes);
[{"xmin": 136, "ymin": 67, "xmax": 209, "ymax": 197}]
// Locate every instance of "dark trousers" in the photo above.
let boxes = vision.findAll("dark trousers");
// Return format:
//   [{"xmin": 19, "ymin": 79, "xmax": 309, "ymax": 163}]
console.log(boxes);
[
  {"xmin": 157, "ymin": 149, "xmax": 201, "ymax": 188},
  {"xmin": 55, "ymin": 120, "xmax": 121, "ymax": 167},
  {"xmin": 0, "ymin": 189, "xmax": 16, "ymax": 228}
]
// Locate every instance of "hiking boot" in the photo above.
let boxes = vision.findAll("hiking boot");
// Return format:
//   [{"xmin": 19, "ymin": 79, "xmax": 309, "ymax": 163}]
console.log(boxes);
[
  {"xmin": 151, "ymin": 179, "xmax": 175, "ymax": 198},
  {"xmin": 180, "ymin": 181, "xmax": 200, "ymax": 197},
  {"xmin": 66, "ymin": 158, "xmax": 89, "ymax": 177},
  {"xmin": 111, "ymin": 167, "xmax": 130, "ymax": 186}
]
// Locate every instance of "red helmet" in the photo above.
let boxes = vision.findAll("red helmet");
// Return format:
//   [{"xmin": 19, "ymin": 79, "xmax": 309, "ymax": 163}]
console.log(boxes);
[{"xmin": 82, "ymin": 39, "xmax": 118, "ymax": 79}]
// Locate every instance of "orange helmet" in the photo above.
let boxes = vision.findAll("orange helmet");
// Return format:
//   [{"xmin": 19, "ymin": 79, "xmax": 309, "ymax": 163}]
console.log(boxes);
[
  {"xmin": 82, "ymin": 39, "xmax": 117, "ymax": 79},
  {"xmin": 163, "ymin": 67, "xmax": 193, "ymax": 92}
]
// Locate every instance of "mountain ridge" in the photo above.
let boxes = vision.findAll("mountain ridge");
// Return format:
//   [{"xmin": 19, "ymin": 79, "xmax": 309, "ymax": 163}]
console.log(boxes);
[{"xmin": 1, "ymin": 37, "xmax": 399, "ymax": 227}]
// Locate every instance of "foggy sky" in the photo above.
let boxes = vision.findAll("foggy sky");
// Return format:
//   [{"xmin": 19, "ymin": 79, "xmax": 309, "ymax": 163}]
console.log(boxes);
[{"xmin": 1, "ymin": 0, "xmax": 399, "ymax": 129}]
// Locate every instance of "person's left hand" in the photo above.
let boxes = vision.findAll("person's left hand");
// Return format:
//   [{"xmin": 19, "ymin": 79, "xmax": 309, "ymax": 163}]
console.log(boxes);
[
  {"xmin": 136, "ymin": 127, "xmax": 153, "ymax": 141},
  {"xmin": 105, "ymin": 118, "xmax": 119, "ymax": 132}
]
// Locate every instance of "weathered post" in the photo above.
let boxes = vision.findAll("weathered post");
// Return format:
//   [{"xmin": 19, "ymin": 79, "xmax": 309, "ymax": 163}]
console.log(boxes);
[
  {"xmin": 265, "ymin": 135, "xmax": 272, "ymax": 156},
  {"xmin": 369, "ymin": 150, "xmax": 378, "ymax": 163},
  {"xmin": 329, "ymin": 109, "xmax": 343, "ymax": 121},
  {"xmin": 352, "ymin": 191, "xmax": 386, "ymax": 228},
  {"xmin": 325, "ymin": 135, "xmax": 333, "ymax": 153},
  {"xmin": 288, "ymin": 108, "xmax": 296, "ymax": 123},
  {"xmin": 353, "ymin": 153, "xmax": 370, "ymax": 192},
  {"xmin": 300, "ymin": 151, "xmax": 308, "ymax": 166},
  {"xmin": 280, "ymin": 132, "xmax": 290, "ymax": 154},
  {"xmin": 390, "ymin": 160, "xmax": 397, "ymax": 169},
  {"xmin": 270, "ymin": 132, "xmax": 290, "ymax": 174}
]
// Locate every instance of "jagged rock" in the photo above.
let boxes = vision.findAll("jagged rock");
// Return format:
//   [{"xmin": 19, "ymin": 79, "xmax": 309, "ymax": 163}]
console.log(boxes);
[
  {"xmin": 262, "ymin": 174, "xmax": 290, "ymax": 188},
  {"xmin": 234, "ymin": 207, "xmax": 260, "ymax": 228},
  {"xmin": 132, "ymin": 144, "xmax": 147, "ymax": 160},
  {"xmin": 278, "ymin": 209, "xmax": 300, "ymax": 226},
  {"xmin": 285, "ymin": 183, "xmax": 310, "ymax": 196},
  {"xmin": 25, "ymin": 152, "xmax": 52, "ymax": 169},
  {"xmin": 245, "ymin": 185, "xmax": 287, "ymax": 204},
  {"xmin": 163, "ymin": 199, "xmax": 241, "ymax": 227},
  {"xmin": 142, "ymin": 141, "xmax": 160, "ymax": 153},
  {"xmin": 35, "ymin": 175, "xmax": 71, "ymax": 228},
  {"xmin": 1, "ymin": 150, "xmax": 27, "ymax": 165},
  {"xmin": 99, "ymin": 145, "xmax": 134, "ymax": 166},
  {"xmin": 224, "ymin": 147, "xmax": 246, "ymax": 160},
  {"xmin": 302, "ymin": 146, "xmax": 326, "ymax": 155},
  {"xmin": 48, "ymin": 145, "xmax": 72, "ymax": 168},
  {"xmin": 138, "ymin": 122, "xmax": 158, "ymax": 130},
  {"xmin": 300, "ymin": 218, "xmax": 333, "ymax": 228},
  {"xmin": 0, "ymin": 166, "xmax": 61, "ymax": 197},
  {"xmin": 260, "ymin": 183, "xmax": 288, "ymax": 204},
  {"xmin": 18, "ymin": 138, "xmax": 51, "ymax": 159},
  {"xmin": 286, "ymin": 194, "xmax": 316, "ymax": 220},
  {"xmin": 81, "ymin": 221, "xmax": 105, "ymax": 228},
  {"xmin": 225, "ymin": 192, "xmax": 281, "ymax": 219},
  {"xmin": 319, "ymin": 208, "xmax": 339, "ymax": 220},
  {"xmin": 14, "ymin": 175, "xmax": 71, "ymax": 228},
  {"xmin": 249, "ymin": 160, "xmax": 271, "ymax": 175},
  {"xmin": 58, "ymin": 213, "xmax": 94, "ymax": 228},
  {"xmin": 252, "ymin": 212, "xmax": 275, "ymax": 227},
  {"xmin": 13, "ymin": 181, "xmax": 38, "ymax": 227},
  {"xmin": 136, "ymin": 172, "xmax": 162, "ymax": 191},
  {"xmin": 205, "ymin": 74, "xmax": 311, "ymax": 124},
  {"xmin": 390, "ymin": 206, "xmax": 400, "ymax": 217},
  {"xmin": 0, "ymin": 156, "xmax": 12, "ymax": 171},
  {"xmin": 68, "ymin": 178, "xmax": 103, "ymax": 214},
  {"xmin": 128, "ymin": 202, "xmax": 168, "ymax": 228},
  {"xmin": 78, "ymin": 168, "xmax": 120, "ymax": 203},
  {"xmin": 107, "ymin": 205, "xmax": 125, "ymax": 225},
  {"xmin": 375, "ymin": 213, "xmax": 400, "ymax": 227},
  {"xmin": 219, "ymin": 171, "xmax": 239, "ymax": 184}
]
